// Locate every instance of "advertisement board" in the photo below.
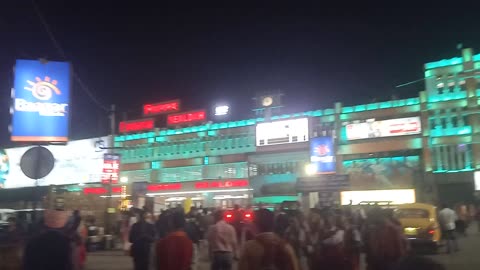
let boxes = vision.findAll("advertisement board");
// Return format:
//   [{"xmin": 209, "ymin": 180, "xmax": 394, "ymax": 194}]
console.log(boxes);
[
  {"xmin": 101, "ymin": 153, "xmax": 120, "ymax": 184},
  {"xmin": 0, "ymin": 137, "xmax": 109, "ymax": 189},
  {"xmin": 310, "ymin": 137, "xmax": 336, "ymax": 174},
  {"xmin": 11, "ymin": 59, "xmax": 71, "ymax": 142},
  {"xmin": 342, "ymin": 156, "xmax": 420, "ymax": 190},
  {"xmin": 345, "ymin": 117, "xmax": 421, "ymax": 140},
  {"xmin": 256, "ymin": 118, "xmax": 309, "ymax": 146}
]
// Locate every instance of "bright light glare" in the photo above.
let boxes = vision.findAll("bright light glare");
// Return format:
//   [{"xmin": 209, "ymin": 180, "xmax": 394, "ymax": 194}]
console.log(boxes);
[
  {"xmin": 305, "ymin": 163, "xmax": 317, "ymax": 176},
  {"xmin": 475, "ymin": 171, "xmax": 480, "ymax": 190},
  {"xmin": 340, "ymin": 189, "xmax": 415, "ymax": 205},
  {"xmin": 120, "ymin": 176, "xmax": 128, "ymax": 183},
  {"xmin": 146, "ymin": 188, "xmax": 253, "ymax": 197},
  {"xmin": 215, "ymin": 105, "xmax": 229, "ymax": 116}
]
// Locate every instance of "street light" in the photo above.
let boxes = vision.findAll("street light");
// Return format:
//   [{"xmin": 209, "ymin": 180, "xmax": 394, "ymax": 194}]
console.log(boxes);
[
  {"xmin": 305, "ymin": 163, "xmax": 317, "ymax": 176},
  {"xmin": 120, "ymin": 176, "xmax": 128, "ymax": 183}
]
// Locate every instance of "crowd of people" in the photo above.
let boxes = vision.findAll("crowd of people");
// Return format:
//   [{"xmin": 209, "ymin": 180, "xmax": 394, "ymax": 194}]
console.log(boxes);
[
  {"xmin": 125, "ymin": 205, "xmax": 448, "ymax": 270},
  {"xmin": 2, "ymin": 201, "xmax": 478, "ymax": 270}
]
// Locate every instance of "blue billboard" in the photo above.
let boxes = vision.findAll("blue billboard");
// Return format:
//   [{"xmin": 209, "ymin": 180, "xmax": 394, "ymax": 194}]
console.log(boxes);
[
  {"xmin": 310, "ymin": 136, "xmax": 336, "ymax": 174},
  {"xmin": 11, "ymin": 60, "xmax": 71, "ymax": 142}
]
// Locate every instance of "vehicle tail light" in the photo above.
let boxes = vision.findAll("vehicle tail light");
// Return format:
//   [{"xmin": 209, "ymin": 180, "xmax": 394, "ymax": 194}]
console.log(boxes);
[
  {"xmin": 226, "ymin": 214, "xmax": 232, "ymax": 218},
  {"xmin": 428, "ymin": 229, "xmax": 435, "ymax": 235},
  {"xmin": 245, "ymin": 213, "xmax": 251, "ymax": 218}
]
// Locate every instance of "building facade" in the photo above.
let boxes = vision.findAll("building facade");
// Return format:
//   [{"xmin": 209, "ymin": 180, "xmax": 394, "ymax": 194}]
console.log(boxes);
[{"xmin": 115, "ymin": 48, "xmax": 480, "ymax": 210}]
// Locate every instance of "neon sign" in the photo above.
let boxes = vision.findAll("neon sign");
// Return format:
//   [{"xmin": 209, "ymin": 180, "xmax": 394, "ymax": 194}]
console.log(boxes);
[
  {"xmin": 147, "ymin": 183, "xmax": 183, "ymax": 191},
  {"xmin": 143, "ymin": 100, "xmax": 180, "ymax": 116},
  {"xmin": 102, "ymin": 153, "xmax": 120, "ymax": 184},
  {"xmin": 119, "ymin": 119, "xmax": 154, "ymax": 133},
  {"xmin": 194, "ymin": 179, "xmax": 249, "ymax": 189},
  {"xmin": 167, "ymin": 110, "xmax": 206, "ymax": 125},
  {"xmin": 83, "ymin": 186, "xmax": 122, "ymax": 195}
]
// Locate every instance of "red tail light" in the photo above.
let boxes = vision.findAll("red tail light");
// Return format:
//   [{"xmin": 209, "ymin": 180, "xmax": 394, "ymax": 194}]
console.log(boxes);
[
  {"xmin": 245, "ymin": 213, "xmax": 251, "ymax": 218},
  {"xmin": 428, "ymin": 230, "xmax": 435, "ymax": 235},
  {"xmin": 226, "ymin": 214, "xmax": 232, "ymax": 218}
]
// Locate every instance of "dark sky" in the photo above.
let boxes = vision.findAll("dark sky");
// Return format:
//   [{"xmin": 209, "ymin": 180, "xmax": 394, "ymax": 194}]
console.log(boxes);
[{"xmin": 1, "ymin": 2, "xmax": 480, "ymax": 146}]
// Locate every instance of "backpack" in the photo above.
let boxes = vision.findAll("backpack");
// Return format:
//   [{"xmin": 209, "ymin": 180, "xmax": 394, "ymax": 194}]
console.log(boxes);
[{"xmin": 256, "ymin": 236, "xmax": 292, "ymax": 270}]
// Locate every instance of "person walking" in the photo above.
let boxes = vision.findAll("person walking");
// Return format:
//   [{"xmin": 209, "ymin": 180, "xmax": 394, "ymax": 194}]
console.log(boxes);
[
  {"xmin": 238, "ymin": 209, "xmax": 299, "ymax": 270},
  {"xmin": 438, "ymin": 203, "xmax": 459, "ymax": 253},
  {"xmin": 129, "ymin": 210, "xmax": 155, "ymax": 270},
  {"xmin": 207, "ymin": 210, "xmax": 238, "ymax": 270},
  {"xmin": 155, "ymin": 210, "xmax": 193, "ymax": 270}
]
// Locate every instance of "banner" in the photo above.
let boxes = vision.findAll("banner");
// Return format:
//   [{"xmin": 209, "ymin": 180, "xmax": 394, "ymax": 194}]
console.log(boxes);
[
  {"xmin": 11, "ymin": 60, "xmax": 71, "ymax": 142},
  {"xmin": 345, "ymin": 117, "xmax": 421, "ymax": 140},
  {"xmin": 102, "ymin": 153, "xmax": 121, "ymax": 184},
  {"xmin": 310, "ymin": 137, "xmax": 336, "ymax": 174}
]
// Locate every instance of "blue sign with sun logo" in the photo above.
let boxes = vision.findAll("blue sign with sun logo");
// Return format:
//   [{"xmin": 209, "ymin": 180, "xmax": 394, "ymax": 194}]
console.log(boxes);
[
  {"xmin": 310, "ymin": 136, "xmax": 336, "ymax": 174},
  {"xmin": 11, "ymin": 59, "xmax": 71, "ymax": 142}
]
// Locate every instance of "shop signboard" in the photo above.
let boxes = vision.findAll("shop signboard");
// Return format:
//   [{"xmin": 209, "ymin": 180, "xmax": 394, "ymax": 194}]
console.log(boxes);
[
  {"xmin": 143, "ymin": 100, "xmax": 180, "ymax": 116},
  {"xmin": 345, "ymin": 117, "xmax": 421, "ymax": 140},
  {"xmin": 296, "ymin": 174, "xmax": 349, "ymax": 193},
  {"xmin": 102, "ymin": 153, "xmax": 120, "ymax": 184},
  {"xmin": 0, "ymin": 137, "xmax": 110, "ymax": 189},
  {"xmin": 11, "ymin": 59, "xmax": 71, "ymax": 142},
  {"xmin": 310, "ymin": 136, "xmax": 335, "ymax": 174},
  {"xmin": 256, "ymin": 118, "xmax": 309, "ymax": 146}
]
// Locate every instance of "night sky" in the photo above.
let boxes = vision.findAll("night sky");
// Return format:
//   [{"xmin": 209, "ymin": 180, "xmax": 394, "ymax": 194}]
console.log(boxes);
[{"xmin": 1, "ymin": 2, "xmax": 480, "ymax": 147}]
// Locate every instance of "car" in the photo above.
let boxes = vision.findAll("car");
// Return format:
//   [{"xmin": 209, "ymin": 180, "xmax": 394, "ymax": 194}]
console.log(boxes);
[{"xmin": 395, "ymin": 203, "xmax": 441, "ymax": 252}]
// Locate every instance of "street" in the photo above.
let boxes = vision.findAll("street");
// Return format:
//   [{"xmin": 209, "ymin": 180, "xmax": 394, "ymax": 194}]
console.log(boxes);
[{"xmin": 86, "ymin": 224, "xmax": 480, "ymax": 270}]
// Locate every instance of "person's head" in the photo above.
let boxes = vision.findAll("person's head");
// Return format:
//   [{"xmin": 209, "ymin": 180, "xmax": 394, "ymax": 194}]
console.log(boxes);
[
  {"xmin": 170, "ymin": 209, "xmax": 186, "ymax": 230},
  {"xmin": 213, "ymin": 210, "xmax": 224, "ymax": 223},
  {"xmin": 393, "ymin": 256, "xmax": 445, "ymax": 270},
  {"xmin": 254, "ymin": 209, "xmax": 275, "ymax": 233}
]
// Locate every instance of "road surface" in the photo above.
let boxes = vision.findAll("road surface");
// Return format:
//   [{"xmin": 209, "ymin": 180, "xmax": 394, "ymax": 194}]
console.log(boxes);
[{"xmin": 86, "ymin": 223, "xmax": 480, "ymax": 270}]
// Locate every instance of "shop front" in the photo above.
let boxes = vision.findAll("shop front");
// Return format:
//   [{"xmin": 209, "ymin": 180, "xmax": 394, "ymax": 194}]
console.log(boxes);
[{"xmin": 132, "ymin": 179, "xmax": 252, "ymax": 214}]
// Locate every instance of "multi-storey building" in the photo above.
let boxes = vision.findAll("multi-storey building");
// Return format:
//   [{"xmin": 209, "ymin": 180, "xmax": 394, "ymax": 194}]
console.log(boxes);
[{"xmin": 115, "ymin": 48, "xmax": 480, "ymax": 211}]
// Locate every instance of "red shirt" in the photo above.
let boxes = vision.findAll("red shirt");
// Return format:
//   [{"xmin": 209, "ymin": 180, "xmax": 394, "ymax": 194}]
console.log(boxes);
[{"xmin": 156, "ymin": 231, "xmax": 193, "ymax": 270}]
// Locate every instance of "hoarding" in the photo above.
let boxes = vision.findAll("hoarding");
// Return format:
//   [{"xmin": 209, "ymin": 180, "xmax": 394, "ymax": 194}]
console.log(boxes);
[
  {"xmin": 143, "ymin": 100, "xmax": 180, "ymax": 116},
  {"xmin": 310, "ymin": 137, "xmax": 336, "ymax": 174},
  {"xmin": 345, "ymin": 117, "xmax": 421, "ymax": 140},
  {"xmin": 102, "ymin": 153, "xmax": 120, "ymax": 184},
  {"xmin": 1, "ymin": 137, "xmax": 110, "ymax": 188},
  {"xmin": 340, "ymin": 189, "xmax": 415, "ymax": 205},
  {"xmin": 342, "ymin": 156, "xmax": 420, "ymax": 190},
  {"xmin": 256, "ymin": 118, "xmax": 309, "ymax": 146},
  {"xmin": 119, "ymin": 119, "xmax": 154, "ymax": 133},
  {"xmin": 11, "ymin": 59, "xmax": 71, "ymax": 142},
  {"xmin": 167, "ymin": 110, "xmax": 206, "ymax": 125}
]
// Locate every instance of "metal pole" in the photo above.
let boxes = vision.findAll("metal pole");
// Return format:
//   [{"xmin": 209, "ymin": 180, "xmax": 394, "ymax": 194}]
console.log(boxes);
[{"xmin": 105, "ymin": 104, "xmax": 115, "ymax": 235}]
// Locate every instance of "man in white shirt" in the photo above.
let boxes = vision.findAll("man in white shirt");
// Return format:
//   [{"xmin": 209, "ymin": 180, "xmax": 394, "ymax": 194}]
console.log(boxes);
[{"xmin": 438, "ymin": 204, "xmax": 459, "ymax": 253}]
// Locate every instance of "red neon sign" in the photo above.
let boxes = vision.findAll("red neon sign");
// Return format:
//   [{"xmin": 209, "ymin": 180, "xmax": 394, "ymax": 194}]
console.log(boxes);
[
  {"xmin": 147, "ymin": 183, "xmax": 183, "ymax": 192},
  {"xmin": 167, "ymin": 110, "xmax": 206, "ymax": 125},
  {"xmin": 194, "ymin": 179, "xmax": 249, "ymax": 189},
  {"xmin": 119, "ymin": 119, "xmax": 154, "ymax": 133},
  {"xmin": 143, "ymin": 100, "xmax": 180, "ymax": 116},
  {"xmin": 83, "ymin": 187, "xmax": 122, "ymax": 195}
]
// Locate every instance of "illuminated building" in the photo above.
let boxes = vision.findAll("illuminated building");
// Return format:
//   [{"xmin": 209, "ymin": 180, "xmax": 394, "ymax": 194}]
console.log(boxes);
[{"xmin": 116, "ymin": 48, "xmax": 480, "ymax": 208}]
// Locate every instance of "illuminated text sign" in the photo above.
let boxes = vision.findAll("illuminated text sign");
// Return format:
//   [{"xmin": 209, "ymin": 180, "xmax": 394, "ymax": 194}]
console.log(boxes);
[
  {"xmin": 346, "ymin": 117, "xmax": 421, "ymax": 140},
  {"xmin": 119, "ymin": 119, "xmax": 154, "ymax": 133},
  {"xmin": 143, "ymin": 100, "xmax": 180, "ymax": 116},
  {"xmin": 102, "ymin": 153, "xmax": 120, "ymax": 184},
  {"xmin": 167, "ymin": 110, "xmax": 206, "ymax": 125},
  {"xmin": 194, "ymin": 179, "xmax": 249, "ymax": 189},
  {"xmin": 147, "ymin": 183, "xmax": 183, "ymax": 191},
  {"xmin": 256, "ymin": 118, "xmax": 309, "ymax": 146},
  {"xmin": 83, "ymin": 187, "xmax": 122, "ymax": 195},
  {"xmin": 11, "ymin": 59, "xmax": 71, "ymax": 142}
]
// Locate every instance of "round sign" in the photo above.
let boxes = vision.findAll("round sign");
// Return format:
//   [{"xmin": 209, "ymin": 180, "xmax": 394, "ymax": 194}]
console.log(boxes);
[{"xmin": 20, "ymin": 146, "xmax": 55, "ymax": 180}]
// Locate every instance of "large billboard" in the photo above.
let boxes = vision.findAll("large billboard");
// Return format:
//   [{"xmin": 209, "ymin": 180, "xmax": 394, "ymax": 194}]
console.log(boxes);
[
  {"xmin": 310, "ymin": 136, "xmax": 336, "ymax": 174},
  {"xmin": 0, "ymin": 137, "xmax": 110, "ymax": 189},
  {"xmin": 342, "ymin": 156, "xmax": 420, "ymax": 190},
  {"xmin": 256, "ymin": 118, "xmax": 309, "ymax": 146},
  {"xmin": 345, "ymin": 117, "xmax": 421, "ymax": 140},
  {"xmin": 11, "ymin": 60, "xmax": 71, "ymax": 142}
]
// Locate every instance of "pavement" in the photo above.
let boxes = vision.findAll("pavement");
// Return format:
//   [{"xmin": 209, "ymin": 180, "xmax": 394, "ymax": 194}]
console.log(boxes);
[{"xmin": 85, "ymin": 223, "xmax": 480, "ymax": 270}]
